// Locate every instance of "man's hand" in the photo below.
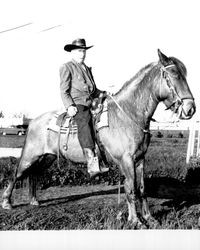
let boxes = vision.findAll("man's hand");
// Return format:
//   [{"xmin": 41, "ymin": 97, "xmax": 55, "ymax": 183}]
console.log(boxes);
[{"xmin": 67, "ymin": 105, "xmax": 78, "ymax": 117}]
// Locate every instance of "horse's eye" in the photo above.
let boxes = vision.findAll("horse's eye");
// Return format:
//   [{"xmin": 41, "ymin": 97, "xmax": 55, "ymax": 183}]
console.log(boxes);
[{"xmin": 169, "ymin": 68, "xmax": 179, "ymax": 78}]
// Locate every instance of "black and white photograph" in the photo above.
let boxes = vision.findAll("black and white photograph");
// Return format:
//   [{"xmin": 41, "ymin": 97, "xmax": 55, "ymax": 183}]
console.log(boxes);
[{"xmin": 0, "ymin": 0, "xmax": 200, "ymax": 249}]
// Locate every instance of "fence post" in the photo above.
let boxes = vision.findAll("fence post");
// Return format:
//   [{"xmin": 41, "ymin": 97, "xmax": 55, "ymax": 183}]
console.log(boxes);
[
  {"xmin": 196, "ymin": 126, "xmax": 200, "ymax": 157},
  {"xmin": 186, "ymin": 120, "xmax": 196, "ymax": 164}
]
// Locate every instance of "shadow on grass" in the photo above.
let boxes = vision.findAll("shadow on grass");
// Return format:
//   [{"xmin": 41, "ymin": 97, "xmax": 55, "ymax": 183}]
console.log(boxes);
[
  {"xmin": 12, "ymin": 175, "xmax": 200, "ymax": 211},
  {"xmin": 146, "ymin": 176, "xmax": 200, "ymax": 209},
  {"xmin": 12, "ymin": 186, "xmax": 125, "ymax": 209}
]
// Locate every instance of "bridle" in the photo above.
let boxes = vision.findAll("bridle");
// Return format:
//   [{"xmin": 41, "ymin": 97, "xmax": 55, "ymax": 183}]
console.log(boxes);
[{"xmin": 160, "ymin": 64, "xmax": 194, "ymax": 115}]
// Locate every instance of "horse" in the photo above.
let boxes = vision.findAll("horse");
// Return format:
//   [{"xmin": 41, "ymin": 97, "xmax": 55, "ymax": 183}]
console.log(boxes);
[{"xmin": 2, "ymin": 49, "xmax": 195, "ymax": 228}]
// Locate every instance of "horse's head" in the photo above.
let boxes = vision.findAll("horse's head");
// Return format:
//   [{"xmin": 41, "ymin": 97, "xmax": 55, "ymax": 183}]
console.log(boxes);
[{"xmin": 157, "ymin": 49, "xmax": 196, "ymax": 120}]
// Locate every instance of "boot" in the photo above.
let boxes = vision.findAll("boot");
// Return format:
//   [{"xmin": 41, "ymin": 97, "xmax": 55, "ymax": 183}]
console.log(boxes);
[{"xmin": 83, "ymin": 148, "xmax": 109, "ymax": 177}]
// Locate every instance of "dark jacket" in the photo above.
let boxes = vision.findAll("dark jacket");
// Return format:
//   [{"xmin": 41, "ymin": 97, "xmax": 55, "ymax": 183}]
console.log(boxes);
[{"xmin": 60, "ymin": 60, "xmax": 102, "ymax": 109}]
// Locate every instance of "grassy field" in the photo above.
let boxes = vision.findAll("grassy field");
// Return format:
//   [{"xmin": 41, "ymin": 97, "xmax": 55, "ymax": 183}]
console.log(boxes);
[
  {"xmin": 0, "ymin": 130, "xmax": 200, "ymax": 230},
  {"xmin": 0, "ymin": 184, "xmax": 200, "ymax": 230},
  {"xmin": 0, "ymin": 134, "xmax": 25, "ymax": 148}
]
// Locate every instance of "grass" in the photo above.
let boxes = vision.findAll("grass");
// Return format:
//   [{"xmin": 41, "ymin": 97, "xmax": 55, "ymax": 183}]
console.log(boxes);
[
  {"xmin": 0, "ymin": 134, "xmax": 25, "ymax": 148},
  {"xmin": 0, "ymin": 185, "xmax": 200, "ymax": 230},
  {"xmin": 146, "ymin": 135, "xmax": 189, "ymax": 180},
  {"xmin": 0, "ymin": 130, "xmax": 200, "ymax": 230}
]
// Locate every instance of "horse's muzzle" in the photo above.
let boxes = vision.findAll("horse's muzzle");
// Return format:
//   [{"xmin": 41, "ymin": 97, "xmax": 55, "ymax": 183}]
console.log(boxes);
[{"xmin": 179, "ymin": 99, "xmax": 196, "ymax": 120}]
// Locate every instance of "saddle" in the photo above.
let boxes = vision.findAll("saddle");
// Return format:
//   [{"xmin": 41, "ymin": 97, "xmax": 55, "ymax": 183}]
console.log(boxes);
[
  {"xmin": 47, "ymin": 111, "xmax": 77, "ymax": 135},
  {"xmin": 47, "ymin": 94, "xmax": 109, "ymax": 136}
]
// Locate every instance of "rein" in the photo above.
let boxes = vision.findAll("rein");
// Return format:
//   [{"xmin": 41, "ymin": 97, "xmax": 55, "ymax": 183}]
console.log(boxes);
[
  {"xmin": 108, "ymin": 63, "xmax": 194, "ymax": 133},
  {"xmin": 108, "ymin": 94, "xmax": 149, "ymax": 133}
]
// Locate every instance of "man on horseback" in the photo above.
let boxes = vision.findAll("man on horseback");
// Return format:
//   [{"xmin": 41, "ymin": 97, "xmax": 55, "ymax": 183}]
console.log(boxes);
[{"xmin": 59, "ymin": 38, "xmax": 108, "ymax": 177}]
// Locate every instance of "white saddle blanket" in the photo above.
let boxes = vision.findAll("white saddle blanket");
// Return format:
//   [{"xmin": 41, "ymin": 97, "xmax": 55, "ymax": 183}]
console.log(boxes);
[
  {"xmin": 47, "ymin": 102, "xmax": 109, "ymax": 134},
  {"xmin": 47, "ymin": 110, "xmax": 76, "ymax": 134}
]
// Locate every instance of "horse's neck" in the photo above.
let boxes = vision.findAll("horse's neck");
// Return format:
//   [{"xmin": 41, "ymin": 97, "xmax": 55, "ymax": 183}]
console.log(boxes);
[{"xmin": 113, "ymin": 66, "xmax": 160, "ymax": 127}]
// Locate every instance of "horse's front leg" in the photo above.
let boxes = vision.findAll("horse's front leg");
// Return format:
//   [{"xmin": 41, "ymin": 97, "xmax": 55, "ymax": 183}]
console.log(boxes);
[
  {"xmin": 136, "ymin": 159, "xmax": 151, "ymax": 219},
  {"xmin": 121, "ymin": 152, "xmax": 142, "ymax": 228},
  {"xmin": 137, "ymin": 159, "xmax": 159, "ymax": 228}
]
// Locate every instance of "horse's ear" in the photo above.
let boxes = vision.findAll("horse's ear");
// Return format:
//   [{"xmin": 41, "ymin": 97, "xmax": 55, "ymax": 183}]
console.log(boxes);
[{"xmin": 157, "ymin": 49, "xmax": 170, "ymax": 66}]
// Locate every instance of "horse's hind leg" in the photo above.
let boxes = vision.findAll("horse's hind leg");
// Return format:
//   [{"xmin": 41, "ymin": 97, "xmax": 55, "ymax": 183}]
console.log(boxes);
[
  {"xmin": 28, "ymin": 169, "xmax": 39, "ymax": 206},
  {"xmin": 28, "ymin": 154, "xmax": 56, "ymax": 206},
  {"xmin": 2, "ymin": 150, "xmax": 41, "ymax": 209},
  {"xmin": 2, "ymin": 178, "xmax": 17, "ymax": 209},
  {"xmin": 2, "ymin": 165, "xmax": 30, "ymax": 209}
]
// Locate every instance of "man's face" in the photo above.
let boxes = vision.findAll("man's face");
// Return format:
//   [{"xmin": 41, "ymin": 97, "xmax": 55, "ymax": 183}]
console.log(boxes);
[{"xmin": 71, "ymin": 48, "xmax": 86, "ymax": 64}]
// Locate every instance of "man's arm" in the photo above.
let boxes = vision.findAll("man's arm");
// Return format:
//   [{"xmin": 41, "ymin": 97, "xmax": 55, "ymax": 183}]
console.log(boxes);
[{"xmin": 59, "ymin": 64, "xmax": 75, "ymax": 109}]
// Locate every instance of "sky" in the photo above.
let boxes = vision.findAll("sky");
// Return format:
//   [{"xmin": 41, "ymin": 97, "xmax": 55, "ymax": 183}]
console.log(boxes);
[{"xmin": 0, "ymin": 0, "xmax": 199, "ymax": 120}]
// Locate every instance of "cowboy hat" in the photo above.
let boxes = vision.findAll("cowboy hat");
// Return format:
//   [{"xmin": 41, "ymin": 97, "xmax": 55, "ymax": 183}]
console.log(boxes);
[{"xmin": 64, "ymin": 38, "xmax": 93, "ymax": 52}]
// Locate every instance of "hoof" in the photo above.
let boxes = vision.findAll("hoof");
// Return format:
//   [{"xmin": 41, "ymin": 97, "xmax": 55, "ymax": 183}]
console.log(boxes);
[
  {"xmin": 117, "ymin": 211, "xmax": 123, "ymax": 220},
  {"xmin": 138, "ymin": 223, "xmax": 148, "ymax": 230},
  {"xmin": 2, "ymin": 200, "xmax": 12, "ymax": 210},
  {"xmin": 146, "ymin": 216, "xmax": 160, "ymax": 229},
  {"xmin": 133, "ymin": 219, "xmax": 146, "ymax": 229},
  {"xmin": 128, "ymin": 217, "xmax": 145, "ymax": 229}
]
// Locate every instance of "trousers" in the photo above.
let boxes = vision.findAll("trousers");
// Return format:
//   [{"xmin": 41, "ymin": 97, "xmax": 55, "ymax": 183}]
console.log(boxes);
[{"xmin": 73, "ymin": 105, "xmax": 95, "ymax": 150}]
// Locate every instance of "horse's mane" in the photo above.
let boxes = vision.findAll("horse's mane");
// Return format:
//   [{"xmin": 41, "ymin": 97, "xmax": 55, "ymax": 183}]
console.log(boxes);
[
  {"xmin": 115, "ymin": 56, "xmax": 187, "ymax": 98},
  {"xmin": 115, "ymin": 62, "xmax": 156, "ymax": 97},
  {"xmin": 109, "ymin": 56, "xmax": 187, "ymax": 124},
  {"xmin": 108, "ymin": 62, "xmax": 158, "ymax": 124}
]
